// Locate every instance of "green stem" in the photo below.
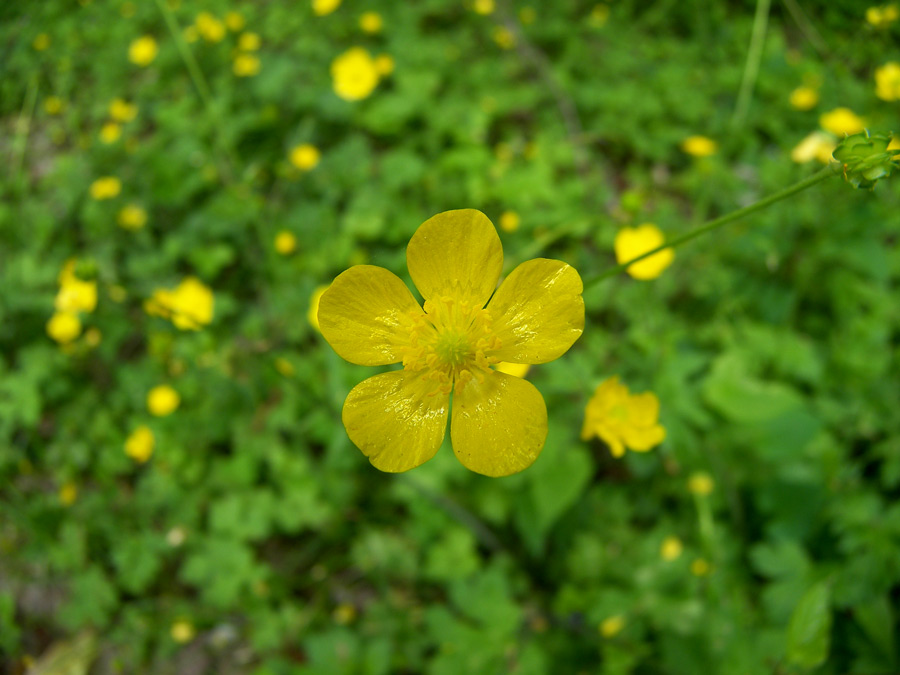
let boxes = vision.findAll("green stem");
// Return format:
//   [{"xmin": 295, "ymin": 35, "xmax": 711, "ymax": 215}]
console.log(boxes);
[
  {"xmin": 732, "ymin": 0, "xmax": 771, "ymax": 128},
  {"xmin": 13, "ymin": 76, "xmax": 39, "ymax": 190},
  {"xmin": 584, "ymin": 165, "xmax": 838, "ymax": 288}
]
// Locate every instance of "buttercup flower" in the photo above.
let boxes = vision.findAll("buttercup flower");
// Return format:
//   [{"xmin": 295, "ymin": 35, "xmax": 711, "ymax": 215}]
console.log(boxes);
[
  {"xmin": 274, "ymin": 230, "xmax": 297, "ymax": 255},
  {"xmin": 614, "ymin": 224, "xmax": 674, "ymax": 280},
  {"xmin": 129, "ymin": 36, "xmax": 158, "ymax": 66},
  {"xmin": 47, "ymin": 312, "xmax": 81, "ymax": 344},
  {"xmin": 791, "ymin": 131, "xmax": 837, "ymax": 164},
  {"xmin": 195, "ymin": 12, "xmax": 225, "ymax": 42},
  {"xmin": 238, "ymin": 32, "xmax": 260, "ymax": 51},
  {"xmin": 109, "ymin": 98, "xmax": 138, "ymax": 122},
  {"xmin": 170, "ymin": 620, "xmax": 195, "ymax": 643},
  {"xmin": 225, "ymin": 11, "xmax": 245, "ymax": 32},
  {"xmin": 819, "ymin": 107, "xmax": 865, "ymax": 136},
  {"xmin": 144, "ymin": 277, "xmax": 214, "ymax": 330},
  {"xmin": 331, "ymin": 47, "xmax": 380, "ymax": 101},
  {"xmin": 660, "ymin": 536, "xmax": 683, "ymax": 561},
  {"xmin": 867, "ymin": 3, "xmax": 899, "ymax": 27},
  {"xmin": 289, "ymin": 143, "xmax": 321, "ymax": 171},
  {"xmin": 495, "ymin": 362, "xmax": 530, "ymax": 377},
  {"xmin": 499, "ymin": 211, "xmax": 520, "ymax": 232},
  {"xmin": 581, "ymin": 376, "xmax": 665, "ymax": 457},
  {"xmin": 688, "ymin": 471, "xmax": 715, "ymax": 496},
  {"xmin": 360, "ymin": 11, "xmax": 383, "ymax": 33},
  {"xmin": 56, "ymin": 260, "xmax": 97, "ymax": 314},
  {"xmin": 147, "ymin": 385, "xmax": 180, "ymax": 417},
  {"xmin": 118, "ymin": 204, "xmax": 147, "ymax": 230},
  {"xmin": 44, "ymin": 96, "xmax": 64, "ymax": 115},
  {"xmin": 681, "ymin": 135, "xmax": 717, "ymax": 157},
  {"xmin": 90, "ymin": 176, "xmax": 121, "ymax": 200},
  {"xmin": 473, "ymin": 0, "xmax": 495, "ymax": 15},
  {"xmin": 233, "ymin": 53, "xmax": 261, "ymax": 77},
  {"xmin": 691, "ymin": 558, "xmax": 711, "ymax": 576},
  {"xmin": 318, "ymin": 210, "xmax": 584, "ymax": 477},
  {"xmin": 33, "ymin": 33, "xmax": 50, "ymax": 51},
  {"xmin": 125, "ymin": 425, "xmax": 155, "ymax": 462},
  {"xmin": 59, "ymin": 481, "xmax": 78, "ymax": 506},
  {"xmin": 589, "ymin": 4, "xmax": 610, "ymax": 27},
  {"xmin": 313, "ymin": 0, "xmax": 341, "ymax": 16},
  {"xmin": 100, "ymin": 122, "xmax": 121, "ymax": 144},
  {"xmin": 493, "ymin": 26, "xmax": 516, "ymax": 49},
  {"xmin": 374, "ymin": 54, "xmax": 395, "ymax": 77},
  {"xmin": 875, "ymin": 62, "xmax": 900, "ymax": 101},
  {"xmin": 789, "ymin": 86, "xmax": 819, "ymax": 110},
  {"xmin": 599, "ymin": 615, "xmax": 625, "ymax": 638}
]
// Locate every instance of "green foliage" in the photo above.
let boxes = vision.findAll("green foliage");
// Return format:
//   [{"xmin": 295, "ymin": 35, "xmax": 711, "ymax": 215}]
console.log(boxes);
[{"xmin": 2, "ymin": 0, "xmax": 899, "ymax": 673}]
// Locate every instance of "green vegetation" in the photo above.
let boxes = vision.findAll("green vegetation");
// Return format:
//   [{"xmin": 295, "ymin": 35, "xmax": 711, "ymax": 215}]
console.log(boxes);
[{"xmin": 1, "ymin": 1, "xmax": 898, "ymax": 673}]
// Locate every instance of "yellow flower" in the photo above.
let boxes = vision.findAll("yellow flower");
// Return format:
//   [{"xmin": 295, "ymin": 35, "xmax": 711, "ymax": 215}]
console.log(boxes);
[
  {"xmin": 125, "ymin": 425, "xmax": 155, "ymax": 463},
  {"xmin": 47, "ymin": 312, "xmax": 82, "ymax": 344},
  {"xmin": 867, "ymin": 4, "xmax": 899, "ymax": 27},
  {"xmin": 499, "ymin": 211, "xmax": 520, "ymax": 232},
  {"xmin": 100, "ymin": 122, "xmax": 121, "ymax": 144},
  {"xmin": 318, "ymin": 210, "xmax": 584, "ymax": 476},
  {"xmin": 333, "ymin": 603, "xmax": 356, "ymax": 625},
  {"xmin": 84, "ymin": 327, "xmax": 102, "ymax": 347},
  {"xmin": 374, "ymin": 54, "xmax": 395, "ymax": 77},
  {"xmin": 44, "ymin": 96, "xmax": 64, "ymax": 115},
  {"xmin": 493, "ymin": 26, "xmax": 516, "ymax": 49},
  {"xmin": 688, "ymin": 471, "xmax": 714, "ymax": 496},
  {"xmin": 681, "ymin": 135, "xmax": 718, "ymax": 157},
  {"xmin": 691, "ymin": 558, "xmax": 711, "ymax": 576},
  {"xmin": 275, "ymin": 357, "xmax": 296, "ymax": 377},
  {"xmin": 581, "ymin": 376, "xmax": 665, "ymax": 457},
  {"xmin": 238, "ymin": 31, "xmax": 260, "ymax": 51},
  {"xmin": 889, "ymin": 135, "xmax": 900, "ymax": 158},
  {"xmin": 129, "ymin": 36, "xmax": 158, "ymax": 66},
  {"xmin": 589, "ymin": 4, "xmax": 610, "ymax": 27},
  {"xmin": 289, "ymin": 143, "xmax": 321, "ymax": 171},
  {"xmin": 495, "ymin": 362, "xmax": 530, "ymax": 378},
  {"xmin": 56, "ymin": 261, "xmax": 97, "ymax": 314},
  {"xmin": 274, "ymin": 230, "xmax": 297, "ymax": 255},
  {"xmin": 360, "ymin": 11, "xmax": 383, "ymax": 33},
  {"xmin": 819, "ymin": 107, "xmax": 865, "ymax": 136},
  {"xmin": 599, "ymin": 615, "xmax": 625, "ymax": 638},
  {"xmin": 308, "ymin": 285, "xmax": 329, "ymax": 331},
  {"xmin": 59, "ymin": 481, "xmax": 78, "ymax": 506},
  {"xmin": 789, "ymin": 86, "xmax": 819, "ymax": 111},
  {"xmin": 118, "ymin": 204, "xmax": 148, "ymax": 230},
  {"xmin": 519, "ymin": 7, "xmax": 537, "ymax": 24},
  {"xmin": 473, "ymin": 0, "xmax": 495, "ymax": 15},
  {"xmin": 90, "ymin": 176, "xmax": 121, "ymax": 200},
  {"xmin": 109, "ymin": 98, "xmax": 138, "ymax": 122},
  {"xmin": 791, "ymin": 131, "xmax": 837, "ymax": 164},
  {"xmin": 313, "ymin": 0, "xmax": 341, "ymax": 16},
  {"xmin": 147, "ymin": 385, "xmax": 180, "ymax": 417},
  {"xmin": 145, "ymin": 277, "xmax": 215, "ymax": 330},
  {"xmin": 660, "ymin": 536, "xmax": 683, "ymax": 561},
  {"xmin": 195, "ymin": 12, "xmax": 225, "ymax": 42},
  {"xmin": 614, "ymin": 224, "xmax": 674, "ymax": 280},
  {"xmin": 170, "ymin": 620, "xmax": 195, "ymax": 643},
  {"xmin": 875, "ymin": 62, "xmax": 900, "ymax": 101},
  {"xmin": 331, "ymin": 47, "xmax": 380, "ymax": 101},
  {"xmin": 33, "ymin": 33, "xmax": 51, "ymax": 51},
  {"xmin": 225, "ymin": 11, "xmax": 245, "ymax": 32},
  {"xmin": 233, "ymin": 53, "xmax": 261, "ymax": 77}
]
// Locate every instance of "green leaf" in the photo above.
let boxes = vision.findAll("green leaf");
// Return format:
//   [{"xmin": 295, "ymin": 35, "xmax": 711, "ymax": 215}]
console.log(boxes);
[
  {"xmin": 786, "ymin": 581, "xmax": 832, "ymax": 669},
  {"xmin": 702, "ymin": 353, "xmax": 805, "ymax": 423}
]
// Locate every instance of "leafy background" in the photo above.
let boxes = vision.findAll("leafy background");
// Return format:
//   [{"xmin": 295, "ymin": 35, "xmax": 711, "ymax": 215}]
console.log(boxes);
[{"xmin": 1, "ymin": 0, "xmax": 899, "ymax": 673}]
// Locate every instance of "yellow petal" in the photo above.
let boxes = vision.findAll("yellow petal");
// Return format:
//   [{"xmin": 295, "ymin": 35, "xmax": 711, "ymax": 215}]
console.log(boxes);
[
  {"xmin": 487, "ymin": 259, "xmax": 584, "ymax": 364},
  {"xmin": 318, "ymin": 265, "xmax": 423, "ymax": 366},
  {"xmin": 406, "ymin": 209, "xmax": 503, "ymax": 307},
  {"xmin": 614, "ymin": 224, "xmax": 674, "ymax": 280},
  {"xmin": 626, "ymin": 392, "xmax": 659, "ymax": 426},
  {"xmin": 342, "ymin": 371, "xmax": 449, "ymax": 472},
  {"xmin": 621, "ymin": 423, "xmax": 666, "ymax": 452},
  {"xmin": 450, "ymin": 371, "xmax": 547, "ymax": 477},
  {"xmin": 592, "ymin": 376, "xmax": 629, "ymax": 410}
]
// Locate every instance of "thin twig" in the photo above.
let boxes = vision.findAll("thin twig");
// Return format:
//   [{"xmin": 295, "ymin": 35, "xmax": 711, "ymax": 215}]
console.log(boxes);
[{"xmin": 732, "ymin": 0, "xmax": 772, "ymax": 128}]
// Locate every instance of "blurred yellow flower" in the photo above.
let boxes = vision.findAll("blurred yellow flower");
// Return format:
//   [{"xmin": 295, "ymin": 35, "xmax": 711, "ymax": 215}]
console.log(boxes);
[
  {"xmin": 374, "ymin": 54, "xmax": 395, "ymax": 77},
  {"xmin": 118, "ymin": 204, "xmax": 148, "ymax": 230},
  {"xmin": 520, "ymin": 7, "xmax": 537, "ymax": 24},
  {"xmin": 789, "ymin": 86, "xmax": 819, "ymax": 111},
  {"xmin": 274, "ymin": 357, "xmax": 296, "ymax": 377},
  {"xmin": 128, "ymin": 35, "xmax": 158, "ymax": 66},
  {"xmin": 289, "ymin": 143, "xmax": 321, "ymax": 171},
  {"xmin": 360, "ymin": 11, "xmax": 383, "ymax": 33},
  {"xmin": 313, "ymin": 0, "xmax": 341, "ymax": 16},
  {"xmin": 147, "ymin": 385, "xmax": 180, "ymax": 417},
  {"xmin": 90, "ymin": 176, "xmax": 121, "ymax": 200},
  {"xmin": 660, "ymin": 536, "xmax": 683, "ymax": 561},
  {"xmin": 889, "ymin": 135, "xmax": 900, "ymax": 158},
  {"xmin": 170, "ymin": 620, "xmax": 195, "ymax": 643},
  {"xmin": 225, "ymin": 11, "xmax": 245, "ymax": 32},
  {"xmin": 333, "ymin": 603, "xmax": 356, "ymax": 625},
  {"xmin": 317, "ymin": 209, "xmax": 584, "ymax": 476},
  {"xmin": 495, "ymin": 362, "xmax": 530, "ymax": 378},
  {"xmin": 819, "ymin": 107, "xmax": 865, "ymax": 136},
  {"xmin": 84, "ymin": 327, "xmax": 102, "ymax": 347},
  {"xmin": 233, "ymin": 53, "xmax": 261, "ymax": 77},
  {"xmin": 47, "ymin": 312, "xmax": 82, "ymax": 344},
  {"xmin": 331, "ymin": 48, "xmax": 380, "ymax": 101},
  {"xmin": 274, "ymin": 230, "xmax": 297, "ymax": 255},
  {"xmin": 195, "ymin": 12, "xmax": 225, "ymax": 42},
  {"xmin": 691, "ymin": 558, "xmax": 711, "ymax": 576},
  {"xmin": 308, "ymin": 285, "xmax": 328, "ymax": 331},
  {"xmin": 791, "ymin": 131, "xmax": 837, "ymax": 164},
  {"xmin": 499, "ymin": 210, "xmax": 520, "ymax": 232},
  {"xmin": 44, "ymin": 96, "xmax": 64, "ymax": 115},
  {"xmin": 599, "ymin": 615, "xmax": 625, "ymax": 638},
  {"xmin": 145, "ymin": 278, "xmax": 214, "ymax": 330},
  {"xmin": 614, "ymin": 224, "xmax": 674, "ymax": 280},
  {"xmin": 688, "ymin": 471, "xmax": 715, "ymax": 496},
  {"xmin": 33, "ymin": 33, "xmax": 51, "ymax": 51},
  {"xmin": 875, "ymin": 62, "xmax": 900, "ymax": 101},
  {"xmin": 125, "ymin": 425, "xmax": 155, "ymax": 463},
  {"xmin": 238, "ymin": 31, "xmax": 260, "ymax": 51},
  {"xmin": 109, "ymin": 98, "xmax": 138, "ymax": 122},
  {"xmin": 582, "ymin": 376, "xmax": 665, "ymax": 457},
  {"xmin": 473, "ymin": 0, "xmax": 495, "ymax": 15},
  {"xmin": 681, "ymin": 135, "xmax": 718, "ymax": 157},
  {"xmin": 56, "ymin": 261, "xmax": 97, "ymax": 314},
  {"xmin": 58, "ymin": 481, "xmax": 78, "ymax": 506},
  {"xmin": 867, "ymin": 4, "xmax": 899, "ymax": 27},
  {"xmin": 493, "ymin": 26, "xmax": 516, "ymax": 49},
  {"xmin": 100, "ymin": 122, "xmax": 121, "ymax": 144},
  {"xmin": 589, "ymin": 4, "xmax": 610, "ymax": 27}
]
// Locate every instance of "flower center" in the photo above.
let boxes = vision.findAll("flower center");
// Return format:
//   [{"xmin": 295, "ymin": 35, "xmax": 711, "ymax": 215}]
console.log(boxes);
[{"xmin": 401, "ymin": 295, "xmax": 502, "ymax": 395}]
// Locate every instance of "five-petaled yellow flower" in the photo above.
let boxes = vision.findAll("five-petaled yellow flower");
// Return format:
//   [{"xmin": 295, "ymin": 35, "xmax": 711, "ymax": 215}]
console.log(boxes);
[
  {"xmin": 331, "ymin": 47, "xmax": 380, "ymax": 101},
  {"xmin": 614, "ymin": 224, "xmax": 674, "ymax": 280},
  {"xmin": 875, "ymin": 62, "xmax": 900, "ymax": 101},
  {"xmin": 318, "ymin": 210, "xmax": 584, "ymax": 477},
  {"xmin": 129, "ymin": 36, "xmax": 158, "ymax": 66},
  {"xmin": 681, "ymin": 135, "xmax": 717, "ymax": 157},
  {"xmin": 819, "ymin": 107, "xmax": 865, "ymax": 136},
  {"xmin": 144, "ymin": 277, "xmax": 214, "ymax": 330},
  {"xmin": 125, "ymin": 425, "xmax": 155, "ymax": 463},
  {"xmin": 581, "ymin": 376, "xmax": 665, "ymax": 457}
]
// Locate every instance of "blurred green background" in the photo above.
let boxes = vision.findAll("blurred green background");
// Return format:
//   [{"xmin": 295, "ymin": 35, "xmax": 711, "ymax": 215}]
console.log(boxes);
[{"xmin": 2, "ymin": 0, "xmax": 899, "ymax": 673}]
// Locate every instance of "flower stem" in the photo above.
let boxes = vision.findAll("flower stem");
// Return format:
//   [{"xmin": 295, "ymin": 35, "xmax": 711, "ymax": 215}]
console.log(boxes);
[{"xmin": 584, "ymin": 164, "xmax": 839, "ymax": 288}]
